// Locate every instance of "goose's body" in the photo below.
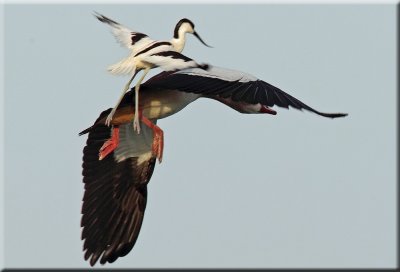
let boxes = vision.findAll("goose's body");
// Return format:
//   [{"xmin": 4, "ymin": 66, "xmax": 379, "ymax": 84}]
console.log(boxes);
[{"xmin": 80, "ymin": 66, "xmax": 347, "ymax": 266}]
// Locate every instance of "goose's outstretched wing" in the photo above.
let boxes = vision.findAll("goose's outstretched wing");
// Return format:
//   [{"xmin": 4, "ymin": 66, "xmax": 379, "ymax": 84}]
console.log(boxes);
[
  {"xmin": 94, "ymin": 12, "xmax": 154, "ymax": 52},
  {"xmin": 80, "ymin": 109, "xmax": 157, "ymax": 266},
  {"xmin": 145, "ymin": 66, "xmax": 347, "ymax": 118}
]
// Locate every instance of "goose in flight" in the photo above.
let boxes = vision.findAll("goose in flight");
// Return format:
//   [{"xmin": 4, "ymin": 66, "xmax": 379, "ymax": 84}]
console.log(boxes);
[{"xmin": 80, "ymin": 65, "xmax": 347, "ymax": 266}]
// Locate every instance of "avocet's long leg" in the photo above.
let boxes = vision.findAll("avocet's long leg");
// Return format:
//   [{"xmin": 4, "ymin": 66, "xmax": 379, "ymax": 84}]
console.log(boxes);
[
  {"xmin": 105, "ymin": 70, "xmax": 139, "ymax": 127},
  {"xmin": 133, "ymin": 67, "xmax": 150, "ymax": 134}
]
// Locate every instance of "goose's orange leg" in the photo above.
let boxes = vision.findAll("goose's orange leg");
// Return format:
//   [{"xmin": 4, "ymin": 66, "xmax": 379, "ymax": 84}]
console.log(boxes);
[
  {"xmin": 140, "ymin": 115, "xmax": 164, "ymax": 163},
  {"xmin": 99, "ymin": 126, "xmax": 119, "ymax": 161},
  {"xmin": 98, "ymin": 111, "xmax": 164, "ymax": 162}
]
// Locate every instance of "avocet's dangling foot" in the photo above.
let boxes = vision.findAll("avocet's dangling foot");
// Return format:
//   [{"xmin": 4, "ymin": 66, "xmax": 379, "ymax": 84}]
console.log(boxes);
[
  {"xmin": 141, "ymin": 116, "xmax": 164, "ymax": 163},
  {"xmin": 105, "ymin": 109, "xmax": 117, "ymax": 127},
  {"xmin": 99, "ymin": 126, "xmax": 119, "ymax": 160},
  {"xmin": 133, "ymin": 113, "xmax": 141, "ymax": 134}
]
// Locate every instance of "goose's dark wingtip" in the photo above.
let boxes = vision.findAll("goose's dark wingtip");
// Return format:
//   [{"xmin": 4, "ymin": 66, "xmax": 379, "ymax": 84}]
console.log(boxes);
[
  {"xmin": 323, "ymin": 112, "xmax": 348, "ymax": 119},
  {"xmin": 79, "ymin": 126, "xmax": 92, "ymax": 136},
  {"xmin": 78, "ymin": 131, "xmax": 87, "ymax": 136},
  {"xmin": 332, "ymin": 113, "xmax": 348, "ymax": 118}
]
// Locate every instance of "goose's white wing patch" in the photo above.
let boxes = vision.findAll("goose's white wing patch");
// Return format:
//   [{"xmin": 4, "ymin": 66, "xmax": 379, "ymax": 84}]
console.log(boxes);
[{"xmin": 175, "ymin": 65, "xmax": 258, "ymax": 83}]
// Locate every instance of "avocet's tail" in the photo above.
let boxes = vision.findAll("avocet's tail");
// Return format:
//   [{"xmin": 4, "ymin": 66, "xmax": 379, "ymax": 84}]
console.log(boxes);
[{"xmin": 108, "ymin": 57, "xmax": 136, "ymax": 75}]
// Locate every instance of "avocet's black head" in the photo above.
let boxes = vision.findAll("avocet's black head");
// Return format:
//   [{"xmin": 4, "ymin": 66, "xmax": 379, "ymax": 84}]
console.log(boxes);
[{"xmin": 174, "ymin": 18, "xmax": 212, "ymax": 48}]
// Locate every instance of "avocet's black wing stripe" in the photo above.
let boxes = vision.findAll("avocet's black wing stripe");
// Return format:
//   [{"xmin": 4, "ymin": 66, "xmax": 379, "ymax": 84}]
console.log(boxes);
[
  {"xmin": 94, "ymin": 12, "xmax": 154, "ymax": 52},
  {"xmin": 144, "ymin": 66, "xmax": 347, "ymax": 118},
  {"xmin": 134, "ymin": 41, "xmax": 172, "ymax": 57},
  {"xmin": 80, "ymin": 111, "xmax": 156, "ymax": 266},
  {"xmin": 142, "ymin": 51, "xmax": 209, "ymax": 72}
]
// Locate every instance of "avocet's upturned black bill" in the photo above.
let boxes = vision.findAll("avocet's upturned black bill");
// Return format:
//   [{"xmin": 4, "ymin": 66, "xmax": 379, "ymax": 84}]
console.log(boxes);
[
  {"xmin": 193, "ymin": 31, "xmax": 212, "ymax": 47},
  {"xmin": 80, "ymin": 65, "xmax": 347, "ymax": 266},
  {"xmin": 93, "ymin": 12, "xmax": 211, "ymax": 134}
]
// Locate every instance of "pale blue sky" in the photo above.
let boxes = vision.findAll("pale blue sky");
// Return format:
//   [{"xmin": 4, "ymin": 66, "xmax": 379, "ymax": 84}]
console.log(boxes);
[{"xmin": 3, "ymin": 4, "xmax": 397, "ymax": 269}]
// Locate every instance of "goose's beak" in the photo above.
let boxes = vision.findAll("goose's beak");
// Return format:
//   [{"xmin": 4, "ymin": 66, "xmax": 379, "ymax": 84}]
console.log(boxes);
[{"xmin": 193, "ymin": 31, "xmax": 213, "ymax": 48}]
